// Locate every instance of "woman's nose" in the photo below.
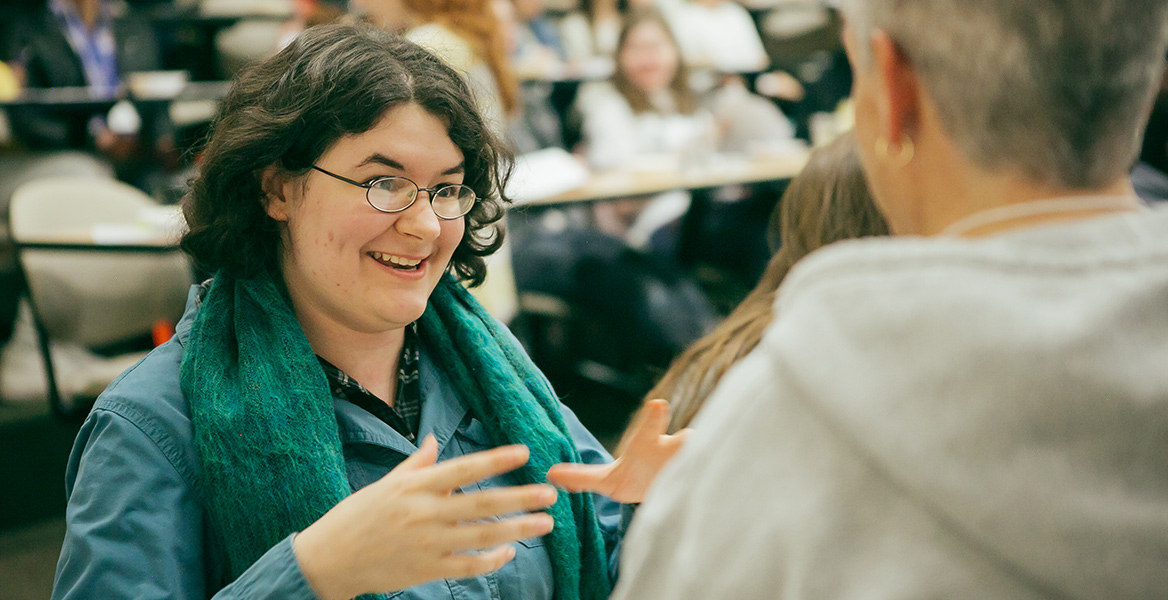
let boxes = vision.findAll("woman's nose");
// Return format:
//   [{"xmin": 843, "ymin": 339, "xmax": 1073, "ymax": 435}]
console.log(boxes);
[{"xmin": 393, "ymin": 189, "xmax": 443, "ymax": 240}]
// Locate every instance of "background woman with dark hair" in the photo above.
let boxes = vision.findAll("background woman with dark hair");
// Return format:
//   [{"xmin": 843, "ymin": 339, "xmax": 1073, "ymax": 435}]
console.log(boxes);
[{"xmin": 51, "ymin": 24, "xmax": 683, "ymax": 600}]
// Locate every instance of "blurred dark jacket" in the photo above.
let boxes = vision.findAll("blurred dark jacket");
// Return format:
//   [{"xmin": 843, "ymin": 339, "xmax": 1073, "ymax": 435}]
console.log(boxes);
[{"xmin": 3, "ymin": 4, "xmax": 161, "ymax": 149}]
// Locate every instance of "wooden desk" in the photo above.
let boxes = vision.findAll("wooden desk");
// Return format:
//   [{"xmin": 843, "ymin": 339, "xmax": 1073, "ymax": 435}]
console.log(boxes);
[
  {"xmin": 514, "ymin": 57, "xmax": 615, "ymax": 83},
  {"xmin": 142, "ymin": 5, "xmax": 290, "ymax": 25},
  {"xmin": 14, "ymin": 229, "xmax": 180, "ymax": 252},
  {"xmin": 0, "ymin": 87, "xmax": 120, "ymax": 111},
  {"xmin": 0, "ymin": 81, "xmax": 232, "ymax": 109},
  {"xmin": 525, "ymin": 151, "xmax": 808, "ymax": 207}
]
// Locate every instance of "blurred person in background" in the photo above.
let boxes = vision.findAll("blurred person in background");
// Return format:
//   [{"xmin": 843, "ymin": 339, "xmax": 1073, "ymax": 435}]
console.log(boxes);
[
  {"xmin": 497, "ymin": 0, "xmax": 566, "ymax": 151},
  {"xmin": 668, "ymin": 0, "xmax": 768, "ymax": 73},
  {"xmin": 608, "ymin": 0, "xmax": 1168, "ymax": 598},
  {"xmin": 575, "ymin": 8, "xmax": 715, "ymax": 248},
  {"xmin": 563, "ymin": 0, "xmax": 623, "ymax": 58},
  {"xmin": 2, "ymin": 0, "xmax": 172, "ymax": 184},
  {"xmin": 354, "ymin": 0, "xmax": 520, "ymax": 143},
  {"xmin": 512, "ymin": 0, "xmax": 569, "ymax": 62},
  {"xmin": 559, "ymin": 0, "xmax": 683, "ymax": 60},
  {"xmin": 0, "ymin": 0, "xmax": 166, "ymax": 385},
  {"xmin": 278, "ymin": 0, "xmax": 348, "ymax": 49}
]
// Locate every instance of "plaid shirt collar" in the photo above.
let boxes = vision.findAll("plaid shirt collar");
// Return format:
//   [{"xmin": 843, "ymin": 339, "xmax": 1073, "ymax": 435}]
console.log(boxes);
[{"xmin": 318, "ymin": 321, "xmax": 423, "ymax": 443}]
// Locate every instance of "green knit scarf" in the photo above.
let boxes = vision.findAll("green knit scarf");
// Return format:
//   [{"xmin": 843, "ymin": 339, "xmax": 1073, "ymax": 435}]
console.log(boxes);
[{"xmin": 180, "ymin": 270, "xmax": 612, "ymax": 600}]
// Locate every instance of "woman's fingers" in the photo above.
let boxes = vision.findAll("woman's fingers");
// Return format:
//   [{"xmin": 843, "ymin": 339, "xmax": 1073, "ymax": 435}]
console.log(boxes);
[
  {"xmin": 434, "ymin": 545, "xmax": 517, "ymax": 581},
  {"xmin": 392, "ymin": 434, "xmax": 440, "ymax": 473},
  {"xmin": 437, "ymin": 484, "xmax": 559, "ymax": 522},
  {"xmin": 389, "ymin": 443, "xmax": 531, "ymax": 494},
  {"xmin": 545, "ymin": 462, "xmax": 614, "ymax": 494},
  {"xmin": 617, "ymin": 399, "xmax": 671, "ymax": 456},
  {"xmin": 633, "ymin": 399, "xmax": 671, "ymax": 441},
  {"xmin": 421, "ymin": 444, "xmax": 531, "ymax": 491},
  {"xmin": 666, "ymin": 428, "xmax": 693, "ymax": 451},
  {"xmin": 440, "ymin": 513, "xmax": 555, "ymax": 552}
]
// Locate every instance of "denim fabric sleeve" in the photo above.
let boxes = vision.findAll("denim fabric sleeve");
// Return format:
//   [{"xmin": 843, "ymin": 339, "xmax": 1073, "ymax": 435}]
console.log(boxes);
[
  {"xmin": 52, "ymin": 406, "xmax": 319, "ymax": 600},
  {"xmin": 556, "ymin": 402, "xmax": 628, "ymax": 584}
]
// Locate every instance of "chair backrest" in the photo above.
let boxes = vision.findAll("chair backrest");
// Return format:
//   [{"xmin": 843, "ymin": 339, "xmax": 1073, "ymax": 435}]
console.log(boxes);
[
  {"xmin": 0, "ymin": 152, "xmax": 115, "ymax": 345},
  {"xmin": 9, "ymin": 177, "xmax": 192, "ymax": 347}
]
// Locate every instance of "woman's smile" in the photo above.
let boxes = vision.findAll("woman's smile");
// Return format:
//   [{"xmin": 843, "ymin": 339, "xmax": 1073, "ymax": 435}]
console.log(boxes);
[{"xmin": 368, "ymin": 250, "xmax": 429, "ymax": 279}]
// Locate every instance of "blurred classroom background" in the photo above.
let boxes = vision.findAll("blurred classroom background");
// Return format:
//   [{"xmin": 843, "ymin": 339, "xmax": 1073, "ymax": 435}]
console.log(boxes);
[{"xmin": 1, "ymin": 0, "xmax": 1165, "ymax": 597}]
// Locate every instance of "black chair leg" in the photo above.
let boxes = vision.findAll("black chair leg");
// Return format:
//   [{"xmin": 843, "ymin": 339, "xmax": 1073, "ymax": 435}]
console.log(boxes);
[
  {"xmin": 16, "ymin": 266, "xmax": 87, "ymax": 422},
  {"xmin": 27, "ymin": 300, "xmax": 67, "ymax": 420}
]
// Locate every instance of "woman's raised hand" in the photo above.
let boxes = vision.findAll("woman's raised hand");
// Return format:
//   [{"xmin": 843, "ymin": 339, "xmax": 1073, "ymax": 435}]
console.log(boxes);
[
  {"xmin": 292, "ymin": 435, "xmax": 557, "ymax": 600},
  {"xmin": 546, "ymin": 399, "xmax": 690, "ymax": 505}
]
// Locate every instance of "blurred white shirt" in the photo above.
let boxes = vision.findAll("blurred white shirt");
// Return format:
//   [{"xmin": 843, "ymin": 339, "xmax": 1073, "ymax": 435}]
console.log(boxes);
[{"xmin": 669, "ymin": 1, "xmax": 769, "ymax": 72}]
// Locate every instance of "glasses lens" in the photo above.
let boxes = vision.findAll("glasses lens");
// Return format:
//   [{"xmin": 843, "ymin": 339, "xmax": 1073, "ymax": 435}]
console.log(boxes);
[
  {"xmin": 432, "ymin": 185, "xmax": 477, "ymax": 219},
  {"xmin": 367, "ymin": 177, "xmax": 417, "ymax": 212}
]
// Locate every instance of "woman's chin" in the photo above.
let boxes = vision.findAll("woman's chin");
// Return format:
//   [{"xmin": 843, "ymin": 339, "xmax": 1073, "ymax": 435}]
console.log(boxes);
[{"xmin": 378, "ymin": 304, "xmax": 426, "ymax": 329}]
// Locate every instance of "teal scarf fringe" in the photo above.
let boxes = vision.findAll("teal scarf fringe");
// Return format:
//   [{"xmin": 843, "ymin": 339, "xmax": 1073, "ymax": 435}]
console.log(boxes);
[{"xmin": 180, "ymin": 271, "xmax": 612, "ymax": 600}]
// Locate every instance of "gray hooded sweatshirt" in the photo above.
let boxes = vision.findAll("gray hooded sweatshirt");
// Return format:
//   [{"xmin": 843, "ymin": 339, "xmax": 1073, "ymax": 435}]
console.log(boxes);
[{"xmin": 614, "ymin": 204, "xmax": 1168, "ymax": 600}]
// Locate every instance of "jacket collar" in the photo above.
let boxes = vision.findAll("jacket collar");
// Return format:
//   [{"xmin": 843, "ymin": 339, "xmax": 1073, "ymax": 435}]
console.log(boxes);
[{"xmin": 331, "ymin": 351, "xmax": 470, "ymax": 456}]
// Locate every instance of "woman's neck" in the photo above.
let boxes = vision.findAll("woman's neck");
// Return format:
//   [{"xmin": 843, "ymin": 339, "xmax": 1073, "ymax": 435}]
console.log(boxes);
[
  {"xmin": 295, "ymin": 311, "xmax": 406, "ymax": 406},
  {"xmin": 69, "ymin": 0, "xmax": 100, "ymax": 30},
  {"xmin": 647, "ymin": 88, "xmax": 676, "ymax": 112},
  {"xmin": 923, "ymin": 174, "xmax": 1140, "ymax": 238},
  {"xmin": 882, "ymin": 123, "xmax": 1142, "ymax": 237}
]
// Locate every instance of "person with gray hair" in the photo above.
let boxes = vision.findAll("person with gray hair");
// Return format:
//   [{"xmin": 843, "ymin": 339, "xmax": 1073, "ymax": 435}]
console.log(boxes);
[{"xmin": 585, "ymin": 1, "xmax": 1168, "ymax": 598}]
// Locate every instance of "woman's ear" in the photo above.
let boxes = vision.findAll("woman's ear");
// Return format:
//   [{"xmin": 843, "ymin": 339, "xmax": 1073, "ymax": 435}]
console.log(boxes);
[
  {"xmin": 871, "ymin": 30, "xmax": 920, "ymax": 147},
  {"xmin": 261, "ymin": 165, "xmax": 290, "ymax": 222}
]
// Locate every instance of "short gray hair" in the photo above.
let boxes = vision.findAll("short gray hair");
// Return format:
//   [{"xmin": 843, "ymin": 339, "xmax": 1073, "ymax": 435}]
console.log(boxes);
[{"xmin": 841, "ymin": 0, "xmax": 1168, "ymax": 188}]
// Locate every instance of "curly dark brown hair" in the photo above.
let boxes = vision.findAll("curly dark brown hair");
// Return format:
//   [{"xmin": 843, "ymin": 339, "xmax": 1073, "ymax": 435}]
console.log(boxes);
[{"xmin": 182, "ymin": 23, "xmax": 512, "ymax": 286}]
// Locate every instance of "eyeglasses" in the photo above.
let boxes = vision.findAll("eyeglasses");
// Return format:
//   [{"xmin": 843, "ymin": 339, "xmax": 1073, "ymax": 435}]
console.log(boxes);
[{"xmin": 310, "ymin": 165, "xmax": 477, "ymax": 220}]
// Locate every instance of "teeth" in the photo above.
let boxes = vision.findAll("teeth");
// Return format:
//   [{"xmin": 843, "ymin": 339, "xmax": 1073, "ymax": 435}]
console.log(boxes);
[{"xmin": 372, "ymin": 252, "xmax": 423, "ymax": 267}]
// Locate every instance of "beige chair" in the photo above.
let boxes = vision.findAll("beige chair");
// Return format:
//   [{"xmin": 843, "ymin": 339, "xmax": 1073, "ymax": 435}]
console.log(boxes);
[
  {"xmin": 6, "ymin": 177, "xmax": 191, "ymax": 417},
  {"xmin": 0, "ymin": 152, "xmax": 115, "ymax": 352}
]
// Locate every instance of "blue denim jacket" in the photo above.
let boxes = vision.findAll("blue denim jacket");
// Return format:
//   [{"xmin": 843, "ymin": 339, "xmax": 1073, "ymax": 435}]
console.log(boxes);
[{"xmin": 52, "ymin": 286, "xmax": 623, "ymax": 600}]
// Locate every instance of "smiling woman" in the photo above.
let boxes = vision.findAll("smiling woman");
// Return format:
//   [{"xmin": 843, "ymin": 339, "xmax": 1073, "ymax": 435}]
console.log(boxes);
[
  {"xmin": 50, "ymin": 24, "xmax": 688, "ymax": 600},
  {"xmin": 263, "ymin": 104, "xmax": 471, "ymax": 393}
]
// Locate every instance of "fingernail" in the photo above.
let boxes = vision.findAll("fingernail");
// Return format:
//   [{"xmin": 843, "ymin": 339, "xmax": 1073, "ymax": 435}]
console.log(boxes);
[
  {"xmin": 538, "ymin": 486, "xmax": 558, "ymax": 504},
  {"xmin": 530, "ymin": 513, "xmax": 555, "ymax": 532}
]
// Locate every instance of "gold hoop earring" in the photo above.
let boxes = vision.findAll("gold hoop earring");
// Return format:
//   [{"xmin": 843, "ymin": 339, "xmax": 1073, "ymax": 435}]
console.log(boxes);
[{"xmin": 875, "ymin": 136, "xmax": 915, "ymax": 168}]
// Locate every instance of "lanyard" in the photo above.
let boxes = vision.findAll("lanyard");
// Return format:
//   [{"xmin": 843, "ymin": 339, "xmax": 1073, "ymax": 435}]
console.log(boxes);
[{"xmin": 50, "ymin": 0, "xmax": 121, "ymax": 93}]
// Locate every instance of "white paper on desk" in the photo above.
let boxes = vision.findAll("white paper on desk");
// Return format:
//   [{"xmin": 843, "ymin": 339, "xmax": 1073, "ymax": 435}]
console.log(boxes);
[
  {"xmin": 505, "ymin": 148, "xmax": 591, "ymax": 205},
  {"xmin": 137, "ymin": 205, "xmax": 186, "ymax": 232},
  {"xmin": 91, "ymin": 223, "xmax": 158, "ymax": 245}
]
